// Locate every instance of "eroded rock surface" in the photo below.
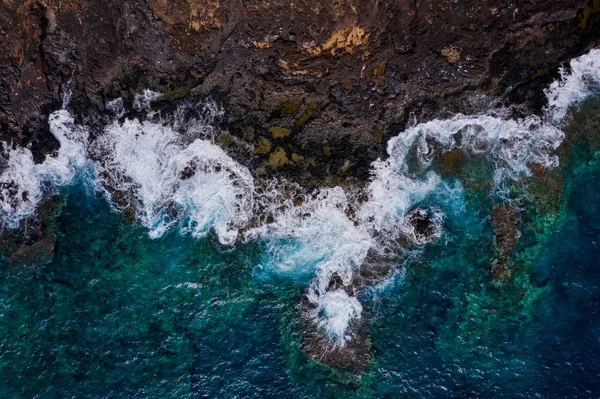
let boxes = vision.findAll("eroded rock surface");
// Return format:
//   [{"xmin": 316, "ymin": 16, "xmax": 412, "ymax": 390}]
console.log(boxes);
[{"xmin": 1, "ymin": 0, "xmax": 599, "ymax": 182}]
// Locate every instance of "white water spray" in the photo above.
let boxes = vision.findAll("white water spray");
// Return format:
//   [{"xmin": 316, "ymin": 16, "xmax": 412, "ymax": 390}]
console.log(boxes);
[{"xmin": 0, "ymin": 49, "xmax": 599, "ymax": 347}]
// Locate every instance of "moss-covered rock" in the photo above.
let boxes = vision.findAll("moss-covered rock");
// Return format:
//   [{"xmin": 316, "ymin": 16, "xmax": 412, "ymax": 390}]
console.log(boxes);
[
  {"xmin": 243, "ymin": 126, "xmax": 256, "ymax": 142},
  {"xmin": 268, "ymin": 126, "xmax": 292, "ymax": 139},
  {"xmin": 268, "ymin": 147, "xmax": 289, "ymax": 169},
  {"xmin": 164, "ymin": 77, "xmax": 200, "ymax": 101},
  {"xmin": 291, "ymin": 153, "xmax": 304, "ymax": 163},
  {"xmin": 295, "ymin": 102, "xmax": 318, "ymax": 127},
  {"xmin": 372, "ymin": 128, "xmax": 383, "ymax": 144},
  {"xmin": 254, "ymin": 136, "xmax": 272, "ymax": 154},
  {"xmin": 217, "ymin": 133, "xmax": 234, "ymax": 145},
  {"xmin": 278, "ymin": 101, "xmax": 301, "ymax": 115}
]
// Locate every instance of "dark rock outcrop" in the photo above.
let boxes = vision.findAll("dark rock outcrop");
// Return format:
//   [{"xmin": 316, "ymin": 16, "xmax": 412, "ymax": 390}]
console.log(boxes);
[
  {"xmin": 490, "ymin": 203, "xmax": 519, "ymax": 282},
  {"xmin": 1, "ymin": 0, "xmax": 599, "ymax": 182}
]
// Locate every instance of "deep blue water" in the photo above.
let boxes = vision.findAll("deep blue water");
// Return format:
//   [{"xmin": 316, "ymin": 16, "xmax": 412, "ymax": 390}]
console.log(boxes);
[{"xmin": 2, "ymin": 105, "xmax": 600, "ymax": 398}]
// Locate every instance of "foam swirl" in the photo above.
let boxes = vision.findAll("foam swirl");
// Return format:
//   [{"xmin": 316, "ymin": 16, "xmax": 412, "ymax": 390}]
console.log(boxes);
[{"xmin": 0, "ymin": 49, "xmax": 599, "ymax": 347}]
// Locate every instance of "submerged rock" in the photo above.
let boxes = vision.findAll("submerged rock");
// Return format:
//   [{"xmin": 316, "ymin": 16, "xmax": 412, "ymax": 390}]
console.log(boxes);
[
  {"xmin": 491, "ymin": 204, "xmax": 520, "ymax": 252},
  {"xmin": 1, "ymin": 194, "xmax": 65, "ymax": 267},
  {"xmin": 490, "ymin": 203, "xmax": 520, "ymax": 282},
  {"xmin": 8, "ymin": 238, "xmax": 55, "ymax": 268}
]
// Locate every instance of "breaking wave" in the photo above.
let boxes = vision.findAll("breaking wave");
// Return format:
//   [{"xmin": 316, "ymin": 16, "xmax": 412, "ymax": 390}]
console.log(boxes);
[
  {"xmin": 90, "ymin": 118, "xmax": 254, "ymax": 244},
  {"xmin": 0, "ymin": 111, "xmax": 88, "ymax": 226},
  {"xmin": 246, "ymin": 48, "xmax": 600, "ymax": 345},
  {"xmin": 1, "ymin": 49, "xmax": 599, "ymax": 345}
]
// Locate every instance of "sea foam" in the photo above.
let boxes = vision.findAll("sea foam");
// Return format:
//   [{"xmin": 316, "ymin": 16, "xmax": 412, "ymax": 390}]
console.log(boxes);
[
  {"xmin": 91, "ymin": 118, "xmax": 253, "ymax": 244},
  {"xmin": 0, "ymin": 50, "xmax": 599, "ymax": 347},
  {"xmin": 0, "ymin": 111, "xmax": 88, "ymax": 227}
]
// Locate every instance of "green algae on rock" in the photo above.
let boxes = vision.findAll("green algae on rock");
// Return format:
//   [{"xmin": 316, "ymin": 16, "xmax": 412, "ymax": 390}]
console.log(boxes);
[
  {"xmin": 268, "ymin": 126, "xmax": 292, "ymax": 139},
  {"xmin": 268, "ymin": 147, "xmax": 289, "ymax": 169},
  {"xmin": 253, "ymin": 136, "xmax": 272, "ymax": 154}
]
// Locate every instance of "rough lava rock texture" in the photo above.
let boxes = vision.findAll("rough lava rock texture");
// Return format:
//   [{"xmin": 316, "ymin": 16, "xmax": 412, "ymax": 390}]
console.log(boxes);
[{"xmin": 1, "ymin": 0, "xmax": 599, "ymax": 181}]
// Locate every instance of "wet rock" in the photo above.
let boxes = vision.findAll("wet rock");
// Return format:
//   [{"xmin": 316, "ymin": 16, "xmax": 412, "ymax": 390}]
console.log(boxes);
[
  {"xmin": 490, "ymin": 203, "xmax": 520, "ymax": 282},
  {"xmin": 401, "ymin": 208, "xmax": 443, "ymax": 246},
  {"xmin": 8, "ymin": 238, "xmax": 55, "ymax": 268},
  {"xmin": 409, "ymin": 208, "xmax": 435, "ymax": 238},
  {"xmin": 0, "ymin": 0, "xmax": 598, "ymax": 187},
  {"xmin": 328, "ymin": 272, "xmax": 345, "ymax": 291}
]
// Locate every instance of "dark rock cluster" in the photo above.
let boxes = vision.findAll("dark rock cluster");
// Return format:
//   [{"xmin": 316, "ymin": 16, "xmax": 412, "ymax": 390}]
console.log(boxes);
[{"xmin": 1, "ymin": 0, "xmax": 599, "ymax": 182}]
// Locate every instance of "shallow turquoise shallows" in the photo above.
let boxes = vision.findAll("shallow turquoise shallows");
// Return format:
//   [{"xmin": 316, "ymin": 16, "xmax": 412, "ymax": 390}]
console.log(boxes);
[{"xmin": 2, "ymin": 96, "xmax": 600, "ymax": 398}]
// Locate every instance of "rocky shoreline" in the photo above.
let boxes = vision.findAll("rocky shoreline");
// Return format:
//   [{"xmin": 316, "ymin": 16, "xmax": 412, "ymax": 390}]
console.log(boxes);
[
  {"xmin": 2, "ymin": 0, "xmax": 600, "ymax": 374},
  {"xmin": 1, "ymin": 0, "xmax": 599, "ymax": 184}
]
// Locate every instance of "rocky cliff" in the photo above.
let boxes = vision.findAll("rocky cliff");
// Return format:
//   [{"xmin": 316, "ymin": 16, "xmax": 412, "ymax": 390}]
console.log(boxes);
[{"xmin": 1, "ymin": 0, "xmax": 599, "ymax": 183}]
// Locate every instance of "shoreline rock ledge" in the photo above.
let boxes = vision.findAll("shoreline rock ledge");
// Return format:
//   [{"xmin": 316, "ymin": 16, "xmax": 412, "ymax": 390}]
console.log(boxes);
[{"xmin": 1, "ymin": 0, "xmax": 599, "ymax": 183}]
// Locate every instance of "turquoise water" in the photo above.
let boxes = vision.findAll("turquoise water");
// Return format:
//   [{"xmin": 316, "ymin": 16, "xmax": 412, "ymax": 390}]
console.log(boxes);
[
  {"xmin": 2, "ymin": 129, "xmax": 600, "ymax": 398},
  {"xmin": 2, "ymin": 87, "xmax": 600, "ymax": 396}
]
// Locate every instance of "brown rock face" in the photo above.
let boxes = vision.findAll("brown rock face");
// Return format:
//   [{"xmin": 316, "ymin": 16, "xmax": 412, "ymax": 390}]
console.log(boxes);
[
  {"xmin": 1, "ymin": 0, "xmax": 599, "ymax": 179},
  {"xmin": 490, "ymin": 203, "xmax": 520, "ymax": 282}
]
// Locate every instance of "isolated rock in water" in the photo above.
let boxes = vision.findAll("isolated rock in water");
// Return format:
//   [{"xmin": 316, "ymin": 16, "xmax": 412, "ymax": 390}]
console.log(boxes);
[
  {"xmin": 9, "ymin": 238, "xmax": 55, "ymax": 268},
  {"xmin": 301, "ymin": 294, "xmax": 371, "ymax": 373},
  {"xmin": 403, "ymin": 208, "xmax": 443, "ymax": 245}
]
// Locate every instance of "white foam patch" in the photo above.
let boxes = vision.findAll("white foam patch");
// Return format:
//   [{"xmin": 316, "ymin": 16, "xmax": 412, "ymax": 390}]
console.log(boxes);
[
  {"xmin": 106, "ymin": 98, "xmax": 125, "ymax": 118},
  {"xmin": 91, "ymin": 119, "xmax": 254, "ymax": 244},
  {"xmin": 0, "ymin": 110, "xmax": 88, "ymax": 227},
  {"xmin": 546, "ymin": 48, "xmax": 600, "ymax": 123},
  {"xmin": 0, "ymin": 49, "xmax": 599, "ymax": 347},
  {"xmin": 308, "ymin": 289, "xmax": 363, "ymax": 343},
  {"xmin": 0, "ymin": 103, "xmax": 250, "ymax": 247},
  {"xmin": 246, "ymin": 187, "xmax": 372, "ymax": 344},
  {"xmin": 360, "ymin": 163, "xmax": 442, "ymax": 236},
  {"xmin": 0, "ymin": 144, "xmax": 42, "ymax": 226},
  {"xmin": 133, "ymin": 89, "xmax": 163, "ymax": 112}
]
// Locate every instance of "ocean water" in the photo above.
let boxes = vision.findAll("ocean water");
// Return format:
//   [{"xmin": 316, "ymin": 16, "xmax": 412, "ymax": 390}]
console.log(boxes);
[{"xmin": 1, "ymin": 52, "xmax": 600, "ymax": 398}]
